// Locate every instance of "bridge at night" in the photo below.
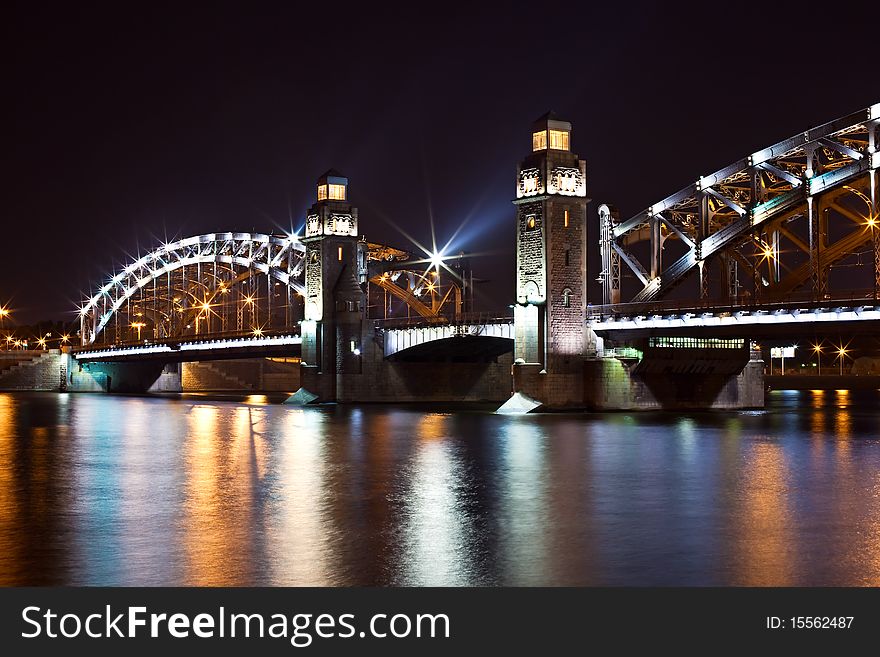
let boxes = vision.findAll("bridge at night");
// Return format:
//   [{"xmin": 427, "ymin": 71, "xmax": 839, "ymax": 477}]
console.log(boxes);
[{"xmin": 3, "ymin": 103, "xmax": 879, "ymax": 410}]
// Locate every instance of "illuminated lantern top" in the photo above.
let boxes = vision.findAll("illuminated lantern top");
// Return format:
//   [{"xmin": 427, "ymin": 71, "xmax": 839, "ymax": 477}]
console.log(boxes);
[
  {"xmin": 532, "ymin": 112, "xmax": 571, "ymax": 152},
  {"xmin": 316, "ymin": 169, "xmax": 348, "ymax": 202}
]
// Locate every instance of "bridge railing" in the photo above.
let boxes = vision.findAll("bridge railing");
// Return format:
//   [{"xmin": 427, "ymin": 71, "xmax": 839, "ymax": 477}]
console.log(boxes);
[
  {"xmin": 373, "ymin": 312, "xmax": 514, "ymax": 331},
  {"xmin": 587, "ymin": 288, "xmax": 880, "ymax": 321},
  {"xmin": 71, "ymin": 325, "xmax": 302, "ymax": 354}
]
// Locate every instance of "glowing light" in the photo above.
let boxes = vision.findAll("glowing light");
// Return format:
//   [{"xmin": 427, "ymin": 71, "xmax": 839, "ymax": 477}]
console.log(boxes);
[
  {"xmin": 244, "ymin": 295, "xmax": 255, "ymax": 305},
  {"xmin": 130, "ymin": 321, "xmax": 146, "ymax": 340},
  {"xmin": 252, "ymin": 327, "xmax": 263, "ymax": 337},
  {"xmin": 812, "ymin": 343, "xmax": 822, "ymax": 353},
  {"xmin": 61, "ymin": 334, "xmax": 70, "ymax": 343},
  {"xmin": 532, "ymin": 130, "xmax": 547, "ymax": 151},
  {"xmin": 201, "ymin": 302, "xmax": 211, "ymax": 312},
  {"xmin": 548, "ymin": 129, "xmax": 569, "ymax": 151},
  {"xmin": 430, "ymin": 251, "xmax": 444, "ymax": 270}
]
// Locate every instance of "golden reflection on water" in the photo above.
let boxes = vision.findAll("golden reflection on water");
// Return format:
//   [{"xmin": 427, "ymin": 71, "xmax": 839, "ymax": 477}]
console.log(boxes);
[
  {"xmin": 730, "ymin": 441, "xmax": 794, "ymax": 585},
  {"xmin": 267, "ymin": 408, "xmax": 333, "ymax": 585},
  {"xmin": 0, "ymin": 396, "xmax": 18, "ymax": 584},
  {"xmin": 181, "ymin": 404, "xmax": 267, "ymax": 585}
]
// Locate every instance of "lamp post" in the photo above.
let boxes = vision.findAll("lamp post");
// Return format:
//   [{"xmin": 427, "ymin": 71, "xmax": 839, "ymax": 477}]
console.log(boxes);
[
  {"xmin": 131, "ymin": 321, "xmax": 146, "ymax": 341},
  {"xmin": 812, "ymin": 343, "xmax": 822, "ymax": 375},
  {"xmin": 838, "ymin": 346, "xmax": 847, "ymax": 376},
  {"xmin": 871, "ymin": 217, "xmax": 878, "ymax": 300},
  {"xmin": 0, "ymin": 307, "xmax": 9, "ymax": 341}
]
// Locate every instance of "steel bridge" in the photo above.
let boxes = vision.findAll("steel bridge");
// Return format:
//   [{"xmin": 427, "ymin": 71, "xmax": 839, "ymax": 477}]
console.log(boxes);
[
  {"xmin": 75, "ymin": 232, "xmax": 476, "ymax": 355},
  {"xmin": 598, "ymin": 103, "xmax": 880, "ymax": 312},
  {"xmin": 70, "ymin": 103, "xmax": 880, "ymax": 365}
]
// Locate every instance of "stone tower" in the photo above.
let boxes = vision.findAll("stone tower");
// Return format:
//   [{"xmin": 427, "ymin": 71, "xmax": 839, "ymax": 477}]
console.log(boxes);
[
  {"xmin": 299, "ymin": 170, "xmax": 365, "ymax": 401},
  {"xmin": 511, "ymin": 113, "xmax": 589, "ymax": 405}
]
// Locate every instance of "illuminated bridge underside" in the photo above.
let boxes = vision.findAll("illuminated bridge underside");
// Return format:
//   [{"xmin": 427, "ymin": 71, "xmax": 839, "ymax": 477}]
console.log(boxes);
[
  {"xmin": 73, "ymin": 334, "xmax": 302, "ymax": 363},
  {"xmin": 589, "ymin": 303, "xmax": 880, "ymax": 339},
  {"xmin": 383, "ymin": 321, "xmax": 514, "ymax": 359},
  {"xmin": 602, "ymin": 103, "xmax": 880, "ymax": 305}
]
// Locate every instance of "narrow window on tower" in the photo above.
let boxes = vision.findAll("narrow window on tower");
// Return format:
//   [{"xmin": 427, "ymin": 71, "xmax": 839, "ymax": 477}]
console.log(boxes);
[
  {"xmin": 549, "ymin": 130, "xmax": 569, "ymax": 150},
  {"xmin": 338, "ymin": 246, "xmax": 343, "ymax": 261},
  {"xmin": 562, "ymin": 288, "xmax": 572, "ymax": 307},
  {"xmin": 565, "ymin": 246, "xmax": 570, "ymax": 266},
  {"xmin": 317, "ymin": 184, "xmax": 328, "ymax": 201},
  {"xmin": 526, "ymin": 214, "xmax": 537, "ymax": 230},
  {"xmin": 564, "ymin": 208, "xmax": 569, "ymax": 228},
  {"xmin": 532, "ymin": 130, "xmax": 547, "ymax": 151}
]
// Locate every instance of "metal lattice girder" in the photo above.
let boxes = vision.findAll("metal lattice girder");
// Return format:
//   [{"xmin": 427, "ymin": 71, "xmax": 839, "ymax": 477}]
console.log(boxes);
[
  {"xmin": 609, "ymin": 103, "xmax": 880, "ymax": 304},
  {"xmin": 79, "ymin": 232, "xmax": 306, "ymax": 344}
]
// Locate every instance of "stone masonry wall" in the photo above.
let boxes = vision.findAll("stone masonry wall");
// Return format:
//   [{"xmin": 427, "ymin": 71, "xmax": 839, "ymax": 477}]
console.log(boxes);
[
  {"xmin": 0, "ymin": 351, "xmax": 65, "ymax": 391},
  {"xmin": 336, "ymin": 352, "xmax": 514, "ymax": 403}
]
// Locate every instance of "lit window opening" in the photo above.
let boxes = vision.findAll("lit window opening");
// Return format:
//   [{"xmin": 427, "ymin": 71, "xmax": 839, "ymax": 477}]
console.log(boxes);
[
  {"xmin": 532, "ymin": 130, "xmax": 547, "ymax": 151},
  {"xmin": 564, "ymin": 208, "xmax": 569, "ymax": 228},
  {"xmin": 549, "ymin": 129, "xmax": 569, "ymax": 150},
  {"xmin": 338, "ymin": 246, "xmax": 343, "ymax": 261}
]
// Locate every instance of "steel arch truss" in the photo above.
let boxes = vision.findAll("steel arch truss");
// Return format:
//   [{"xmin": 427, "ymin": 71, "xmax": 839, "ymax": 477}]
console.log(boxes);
[
  {"xmin": 601, "ymin": 103, "xmax": 880, "ymax": 307},
  {"xmin": 365, "ymin": 243, "xmax": 472, "ymax": 321},
  {"xmin": 80, "ymin": 232, "xmax": 306, "ymax": 345}
]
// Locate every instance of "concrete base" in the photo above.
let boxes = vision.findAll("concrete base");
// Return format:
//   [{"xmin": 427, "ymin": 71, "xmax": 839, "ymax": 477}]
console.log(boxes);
[
  {"xmin": 495, "ymin": 391, "xmax": 543, "ymax": 414},
  {"xmin": 511, "ymin": 363, "xmax": 584, "ymax": 409},
  {"xmin": 512, "ymin": 356, "xmax": 765, "ymax": 410},
  {"xmin": 284, "ymin": 387, "xmax": 320, "ymax": 405},
  {"xmin": 582, "ymin": 357, "xmax": 764, "ymax": 410},
  {"xmin": 335, "ymin": 354, "xmax": 514, "ymax": 403}
]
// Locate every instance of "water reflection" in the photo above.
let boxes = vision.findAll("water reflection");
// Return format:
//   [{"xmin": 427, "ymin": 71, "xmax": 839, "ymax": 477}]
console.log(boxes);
[
  {"xmin": 2, "ymin": 390, "xmax": 880, "ymax": 585},
  {"xmin": 729, "ymin": 441, "xmax": 794, "ymax": 585}
]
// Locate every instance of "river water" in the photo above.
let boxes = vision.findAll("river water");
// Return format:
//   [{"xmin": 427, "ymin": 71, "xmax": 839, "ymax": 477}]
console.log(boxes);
[{"xmin": 1, "ymin": 390, "xmax": 879, "ymax": 586}]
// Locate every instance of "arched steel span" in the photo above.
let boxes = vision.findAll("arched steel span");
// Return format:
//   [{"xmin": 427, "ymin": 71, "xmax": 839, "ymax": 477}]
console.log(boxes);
[
  {"xmin": 600, "ymin": 103, "xmax": 880, "ymax": 307},
  {"xmin": 79, "ymin": 232, "xmax": 306, "ymax": 345}
]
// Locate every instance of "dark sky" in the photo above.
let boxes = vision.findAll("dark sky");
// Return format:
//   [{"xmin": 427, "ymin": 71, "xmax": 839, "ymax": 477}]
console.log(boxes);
[{"xmin": 3, "ymin": 2, "xmax": 877, "ymax": 323}]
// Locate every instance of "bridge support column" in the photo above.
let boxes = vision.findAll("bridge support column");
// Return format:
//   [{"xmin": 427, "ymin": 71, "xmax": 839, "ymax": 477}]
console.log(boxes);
[
  {"xmin": 580, "ymin": 340, "xmax": 764, "ymax": 410},
  {"xmin": 293, "ymin": 170, "xmax": 365, "ymax": 404},
  {"xmin": 506, "ymin": 113, "xmax": 590, "ymax": 411}
]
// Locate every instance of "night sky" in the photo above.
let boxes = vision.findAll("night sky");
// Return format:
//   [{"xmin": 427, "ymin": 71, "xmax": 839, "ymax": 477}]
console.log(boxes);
[{"xmin": 3, "ymin": 2, "xmax": 877, "ymax": 323}]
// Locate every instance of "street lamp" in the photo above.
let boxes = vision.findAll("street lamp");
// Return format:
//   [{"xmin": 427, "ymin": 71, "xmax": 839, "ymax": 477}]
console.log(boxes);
[
  {"xmin": 131, "ymin": 321, "xmax": 146, "ymax": 340},
  {"xmin": 837, "ymin": 346, "xmax": 848, "ymax": 376},
  {"xmin": 812, "ymin": 343, "xmax": 822, "ymax": 375}
]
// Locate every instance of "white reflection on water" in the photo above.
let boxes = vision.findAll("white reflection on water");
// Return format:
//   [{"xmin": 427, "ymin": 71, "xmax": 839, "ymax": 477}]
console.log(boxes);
[
  {"xmin": 398, "ymin": 414, "xmax": 468, "ymax": 585},
  {"xmin": 496, "ymin": 419, "xmax": 548, "ymax": 585},
  {"xmin": 266, "ymin": 408, "xmax": 334, "ymax": 585}
]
